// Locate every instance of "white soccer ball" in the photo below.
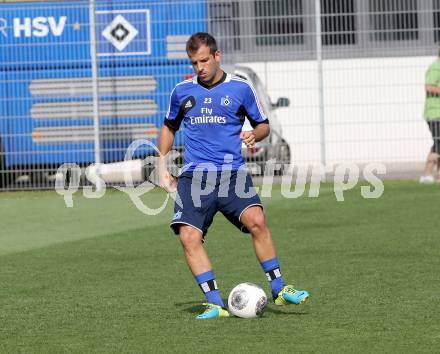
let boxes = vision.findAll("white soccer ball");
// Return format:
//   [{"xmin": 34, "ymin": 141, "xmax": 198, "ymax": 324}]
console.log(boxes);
[{"xmin": 228, "ymin": 282, "xmax": 268, "ymax": 318}]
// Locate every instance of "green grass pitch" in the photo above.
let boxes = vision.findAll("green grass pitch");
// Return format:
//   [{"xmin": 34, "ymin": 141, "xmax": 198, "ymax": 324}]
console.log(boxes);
[{"xmin": 0, "ymin": 181, "xmax": 439, "ymax": 353}]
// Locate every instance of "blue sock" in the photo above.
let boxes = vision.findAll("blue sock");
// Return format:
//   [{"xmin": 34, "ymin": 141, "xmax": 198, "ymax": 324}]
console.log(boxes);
[
  {"xmin": 195, "ymin": 270, "xmax": 224, "ymax": 307},
  {"xmin": 260, "ymin": 257, "xmax": 285, "ymax": 298}
]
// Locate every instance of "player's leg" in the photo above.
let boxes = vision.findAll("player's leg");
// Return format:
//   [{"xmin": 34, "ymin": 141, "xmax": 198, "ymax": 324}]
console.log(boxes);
[
  {"xmin": 177, "ymin": 225, "xmax": 228, "ymax": 319},
  {"xmin": 240, "ymin": 206, "xmax": 283, "ymax": 296},
  {"xmin": 240, "ymin": 206, "xmax": 275, "ymax": 262},
  {"xmin": 421, "ymin": 120, "xmax": 439, "ymax": 183},
  {"xmin": 220, "ymin": 170, "xmax": 309, "ymax": 305},
  {"xmin": 437, "ymin": 155, "xmax": 440, "ymax": 181},
  {"xmin": 178, "ymin": 225, "xmax": 212, "ymax": 274},
  {"xmin": 240, "ymin": 205, "xmax": 309, "ymax": 306},
  {"xmin": 420, "ymin": 152, "xmax": 437, "ymax": 183},
  {"xmin": 434, "ymin": 121, "xmax": 440, "ymax": 181},
  {"xmin": 170, "ymin": 172, "xmax": 228, "ymax": 319}
]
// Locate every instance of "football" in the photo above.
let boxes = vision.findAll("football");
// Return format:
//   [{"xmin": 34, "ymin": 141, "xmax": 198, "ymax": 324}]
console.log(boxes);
[{"xmin": 228, "ymin": 282, "xmax": 268, "ymax": 318}]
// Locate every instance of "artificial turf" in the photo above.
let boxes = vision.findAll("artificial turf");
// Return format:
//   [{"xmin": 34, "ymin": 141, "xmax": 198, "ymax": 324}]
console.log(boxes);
[{"xmin": 0, "ymin": 181, "xmax": 439, "ymax": 353}]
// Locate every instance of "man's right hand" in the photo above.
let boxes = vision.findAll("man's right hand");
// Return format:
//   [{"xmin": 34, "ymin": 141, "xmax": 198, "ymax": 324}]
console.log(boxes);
[
  {"xmin": 158, "ymin": 125, "xmax": 178, "ymax": 193},
  {"xmin": 159, "ymin": 170, "xmax": 177, "ymax": 193}
]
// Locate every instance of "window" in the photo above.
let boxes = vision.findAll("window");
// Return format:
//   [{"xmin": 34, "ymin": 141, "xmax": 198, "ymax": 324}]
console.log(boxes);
[
  {"xmin": 254, "ymin": 0, "xmax": 304, "ymax": 46},
  {"xmin": 321, "ymin": 0, "xmax": 356, "ymax": 45},
  {"xmin": 209, "ymin": 2, "xmax": 241, "ymax": 52},
  {"xmin": 369, "ymin": 0, "xmax": 419, "ymax": 41},
  {"xmin": 433, "ymin": 0, "xmax": 440, "ymax": 43},
  {"xmin": 207, "ymin": 0, "xmax": 439, "ymax": 61}
]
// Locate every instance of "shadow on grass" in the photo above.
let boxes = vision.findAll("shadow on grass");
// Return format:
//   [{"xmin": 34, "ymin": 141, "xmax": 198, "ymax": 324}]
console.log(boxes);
[
  {"xmin": 175, "ymin": 300, "xmax": 309, "ymax": 316},
  {"xmin": 265, "ymin": 306, "xmax": 309, "ymax": 316},
  {"xmin": 174, "ymin": 301, "xmax": 205, "ymax": 314}
]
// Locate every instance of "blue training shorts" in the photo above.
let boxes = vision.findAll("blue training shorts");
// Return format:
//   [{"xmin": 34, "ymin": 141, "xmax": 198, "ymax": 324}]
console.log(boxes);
[{"xmin": 170, "ymin": 170, "xmax": 263, "ymax": 237}]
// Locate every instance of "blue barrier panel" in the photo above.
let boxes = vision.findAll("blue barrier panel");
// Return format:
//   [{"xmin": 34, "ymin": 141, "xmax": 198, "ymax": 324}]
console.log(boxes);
[
  {"xmin": 0, "ymin": 0, "xmax": 207, "ymax": 69},
  {"xmin": 4, "ymin": 63, "xmax": 192, "ymax": 167},
  {"xmin": 0, "ymin": 0, "xmax": 207, "ymax": 170},
  {"xmin": 0, "ymin": 71, "xmax": 8, "ymax": 152},
  {"xmin": 0, "ymin": 1, "xmax": 90, "ymax": 69}
]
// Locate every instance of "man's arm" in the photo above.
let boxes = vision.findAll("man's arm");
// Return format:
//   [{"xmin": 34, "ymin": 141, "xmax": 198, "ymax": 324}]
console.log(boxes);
[
  {"xmin": 252, "ymin": 123, "xmax": 270, "ymax": 142},
  {"xmin": 158, "ymin": 124, "xmax": 177, "ymax": 192},
  {"xmin": 239, "ymin": 81, "xmax": 271, "ymax": 148},
  {"xmin": 240, "ymin": 123, "xmax": 270, "ymax": 148},
  {"xmin": 426, "ymin": 84, "xmax": 440, "ymax": 94}
]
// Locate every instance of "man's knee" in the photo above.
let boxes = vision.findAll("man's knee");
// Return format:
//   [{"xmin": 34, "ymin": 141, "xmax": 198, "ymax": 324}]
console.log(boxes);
[
  {"xmin": 429, "ymin": 152, "xmax": 439, "ymax": 162},
  {"xmin": 179, "ymin": 225, "xmax": 203, "ymax": 249},
  {"xmin": 242, "ymin": 207, "xmax": 266, "ymax": 233}
]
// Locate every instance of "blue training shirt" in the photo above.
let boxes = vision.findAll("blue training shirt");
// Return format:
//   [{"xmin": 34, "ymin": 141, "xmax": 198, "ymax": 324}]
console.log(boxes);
[{"xmin": 164, "ymin": 72, "xmax": 268, "ymax": 171}]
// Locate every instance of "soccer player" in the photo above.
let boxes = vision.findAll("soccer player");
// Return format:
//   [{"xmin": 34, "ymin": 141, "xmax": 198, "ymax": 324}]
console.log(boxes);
[{"xmin": 158, "ymin": 32, "xmax": 309, "ymax": 319}]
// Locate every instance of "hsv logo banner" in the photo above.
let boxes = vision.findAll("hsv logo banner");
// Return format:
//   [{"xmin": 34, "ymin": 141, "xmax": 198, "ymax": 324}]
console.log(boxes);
[
  {"xmin": 0, "ymin": 16, "xmax": 67, "ymax": 38},
  {"xmin": 95, "ymin": 9, "xmax": 151, "ymax": 56}
]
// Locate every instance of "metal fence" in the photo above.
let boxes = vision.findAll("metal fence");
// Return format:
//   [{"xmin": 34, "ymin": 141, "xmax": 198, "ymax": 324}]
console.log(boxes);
[{"xmin": 0, "ymin": 0, "xmax": 438, "ymax": 190}]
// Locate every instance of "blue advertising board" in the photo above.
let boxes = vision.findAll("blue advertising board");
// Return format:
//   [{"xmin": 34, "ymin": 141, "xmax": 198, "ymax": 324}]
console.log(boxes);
[
  {"xmin": 0, "ymin": 1, "xmax": 90, "ymax": 68},
  {"xmin": 4, "ymin": 61, "xmax": 193, "ymax": 166},
  {"xmin": 0, "ymin": 0, "xmax": 207, "ymax": 68},
  {"xmin": 0, "ymin": 0, "xmax": 207, "ymax": 168}
]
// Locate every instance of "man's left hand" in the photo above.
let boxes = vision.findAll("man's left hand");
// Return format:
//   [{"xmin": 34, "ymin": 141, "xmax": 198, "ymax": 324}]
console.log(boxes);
[{"xmin": 240, "ymin": 131, "xmax": 256, "ymax": 148}]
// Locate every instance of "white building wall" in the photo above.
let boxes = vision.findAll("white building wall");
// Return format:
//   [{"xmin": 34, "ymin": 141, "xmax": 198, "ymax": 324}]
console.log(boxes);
[{"xmin": 243, "ymin": 56, "xmax": 435, "ymax": 168}]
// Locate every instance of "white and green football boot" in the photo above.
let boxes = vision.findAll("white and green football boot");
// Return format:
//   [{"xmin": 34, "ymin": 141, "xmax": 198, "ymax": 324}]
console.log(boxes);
[
  {"xmin": 274, "ymin": 285, "xmax": 310, "ymax": 306},
  {"xmin": 196, "ymin": 303, "xmax": 230, "ymax": 320}
]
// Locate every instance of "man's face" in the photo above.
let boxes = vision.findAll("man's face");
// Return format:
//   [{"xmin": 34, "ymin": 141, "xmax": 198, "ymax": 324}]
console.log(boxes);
[{"xmin": 188, "ymin": 44, "xmax": 221, "ymax": 85}]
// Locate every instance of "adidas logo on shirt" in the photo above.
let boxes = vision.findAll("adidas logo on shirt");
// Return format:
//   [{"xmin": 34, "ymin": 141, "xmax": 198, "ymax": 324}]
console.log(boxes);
[
  {"xmin": 184, "ymin": 100, "xmax": 193, "ymax": 109},
  {"xmin": 172, "ymin": 211, "xmax": 182, "ymax": 220}
]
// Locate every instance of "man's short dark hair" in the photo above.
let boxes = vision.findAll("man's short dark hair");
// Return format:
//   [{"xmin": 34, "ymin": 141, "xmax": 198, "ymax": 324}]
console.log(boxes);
[{"xmin": 186, "ymin": 32, "xmax": 218, "ymax": 56}]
